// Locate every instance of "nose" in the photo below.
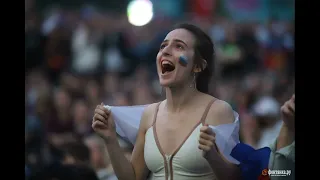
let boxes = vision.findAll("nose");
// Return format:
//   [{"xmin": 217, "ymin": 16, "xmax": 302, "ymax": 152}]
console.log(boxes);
[{"xmin": 162, "ymin": 45, "xmax": 172, "ymax": 57}]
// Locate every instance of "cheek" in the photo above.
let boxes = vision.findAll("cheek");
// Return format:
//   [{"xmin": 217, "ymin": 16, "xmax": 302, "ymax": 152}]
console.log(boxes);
[
  {"xmin": 156, "ymin": 53, "xmax": 161, "ymax": 68},
  {"xmin": 177, "ymin": 56, "xmax": 194, "ymax": 73},
  {"xmin": 175, "ymin": 65, "xmax": 193, "ymax": 81},
  {"xmin": 156, "ymin": 52, "xmax": 161, "ymax": 62},
  {"xmin": 178, "ymin": 51, "xmax": 194, "ymax": 68}
]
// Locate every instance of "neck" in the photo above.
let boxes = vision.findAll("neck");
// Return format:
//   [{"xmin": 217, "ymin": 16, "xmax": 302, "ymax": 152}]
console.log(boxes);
[{"xmin": 165, "ymin": 83, "xmax": 199, "ymax": 112}]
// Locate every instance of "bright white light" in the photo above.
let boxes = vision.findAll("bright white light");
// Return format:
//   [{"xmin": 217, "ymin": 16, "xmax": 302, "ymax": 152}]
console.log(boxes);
[{"xmin": 127, "ymin": 0, "xmax": 154, "ymax": 26}]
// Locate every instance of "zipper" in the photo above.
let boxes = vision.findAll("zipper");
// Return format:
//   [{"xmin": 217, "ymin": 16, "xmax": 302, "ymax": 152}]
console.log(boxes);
[{"xmin": 166, "ymin": 155, "xmax": 171, "ymax": 180}]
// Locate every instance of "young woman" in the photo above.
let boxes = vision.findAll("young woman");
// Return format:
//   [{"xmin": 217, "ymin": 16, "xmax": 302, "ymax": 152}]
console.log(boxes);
[{"xmin": 92, "ymin": 23, "xmax": 241, "ymax": 180}]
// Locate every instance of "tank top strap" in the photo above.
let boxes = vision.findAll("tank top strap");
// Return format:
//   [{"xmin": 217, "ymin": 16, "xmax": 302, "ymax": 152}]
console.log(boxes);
[
  {"xmin": 151, "ymin": 102, "xmax": 161, "ymax": 126},
  {"xmin": 200, "ymin": 98, "xmax": 217, "ymax": 125}
]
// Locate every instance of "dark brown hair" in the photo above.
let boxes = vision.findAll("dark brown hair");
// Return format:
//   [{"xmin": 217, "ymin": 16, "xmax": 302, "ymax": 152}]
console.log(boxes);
[{"xmin": 172, "ymin": 23, "xmax": 215, "ymax": 94}]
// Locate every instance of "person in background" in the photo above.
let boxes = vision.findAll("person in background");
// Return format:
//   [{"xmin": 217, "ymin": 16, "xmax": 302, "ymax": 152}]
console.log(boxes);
[
  {"xmin": 72, "ymin": 98, "xmax": 93, "ymax": 138},
  {"xmin": 47, "ymin": 88, "xmax": 76, "ymax": 147},
  {"xmin": 84, "ymin": 135, "xmax": 118, "ymax": 180},
  {"xmin": 216, "ymin": 27, "xmax": 243, "ymax": 79},
  {"xmin": 29, "ymin": 163, "xmax": 99, "ymax": 180},
  {"xmin": 60, "ymin": 141, "xmax": 91, "ymax": 166},
  {"xmin": 242, "ymin": 96, "xmax": 282, "ymax": 149},
  {"xmin": 268, "ymin": 94, "xmax": 295, "ymax": 180},
  {"xmin": 26, "ymin": 91, "xmax": 62, "ymax": 173},
  {"xmin": 85, "ymin": 79, "xmax": 103, "ymax": 107}
]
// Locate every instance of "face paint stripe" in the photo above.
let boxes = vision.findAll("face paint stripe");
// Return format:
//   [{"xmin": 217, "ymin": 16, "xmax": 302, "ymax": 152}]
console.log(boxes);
[{"xmin": 179, "ymin": 55, "xmax": 188, "ymax": 67}]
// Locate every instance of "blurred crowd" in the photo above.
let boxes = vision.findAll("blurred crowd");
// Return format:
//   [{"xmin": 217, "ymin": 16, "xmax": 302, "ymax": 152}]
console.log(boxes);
[{"xmin": 25, "ymin": 0, "xmax": 294, "ymax": 179}]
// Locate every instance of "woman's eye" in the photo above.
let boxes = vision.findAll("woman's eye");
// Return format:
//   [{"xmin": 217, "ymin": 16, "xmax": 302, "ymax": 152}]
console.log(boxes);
[
  {"xmin": 176, "ymin": 44, "xmax": 184, "ymax": 49},
  {"xmin": 160, "ymin": 44, "xmax": 166, "ymax": 49}
]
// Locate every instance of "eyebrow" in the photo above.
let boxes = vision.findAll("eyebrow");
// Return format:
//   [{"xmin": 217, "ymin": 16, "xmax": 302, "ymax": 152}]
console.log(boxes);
[{"xmin": 162, "ymin": 39, "xmax": 188, "ymax": 47}]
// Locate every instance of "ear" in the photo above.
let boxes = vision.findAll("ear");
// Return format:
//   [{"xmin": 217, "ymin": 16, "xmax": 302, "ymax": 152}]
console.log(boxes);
[{"xmin": 193, "ymin": 59, "xmax": 207, "ymax": 73}]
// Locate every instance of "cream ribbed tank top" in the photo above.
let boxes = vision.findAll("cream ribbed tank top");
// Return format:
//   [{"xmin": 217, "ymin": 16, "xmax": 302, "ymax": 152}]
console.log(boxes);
[{"xmin": 144, "ymin": 99, "xmax": 218, "ymax": 180}]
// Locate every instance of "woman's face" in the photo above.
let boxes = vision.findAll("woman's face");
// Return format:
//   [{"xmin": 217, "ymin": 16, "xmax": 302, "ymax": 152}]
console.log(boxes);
[{"xmin": 156, "ymin": 28, "xmax": 196, "ymax": 87}]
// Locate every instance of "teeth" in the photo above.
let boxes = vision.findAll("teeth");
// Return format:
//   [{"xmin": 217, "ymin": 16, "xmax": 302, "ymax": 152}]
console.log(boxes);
[
  {"xmin": 161, "ymin": 60, "xmax": 173, "ymax": 66},
  {"xmin": 160, "ymin": 60, "xmax": 175, "ymax": 74}
]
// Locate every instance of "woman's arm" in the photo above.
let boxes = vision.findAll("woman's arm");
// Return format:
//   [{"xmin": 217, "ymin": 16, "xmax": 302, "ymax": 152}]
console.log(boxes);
[
  {"xmin": 202, "ymin": 100, "xmax": 241, "ymax": 180},
  {"xmin": 104, "ymin": 104, "xmax": 156, "ymax": 180}
]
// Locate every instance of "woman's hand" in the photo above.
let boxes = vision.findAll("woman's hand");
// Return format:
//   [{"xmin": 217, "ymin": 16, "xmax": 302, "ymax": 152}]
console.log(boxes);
[
  {"xmin": 198, "ymin": 125, "xmax": 219, "ymax": 159},
  {"xmin": 92, "ymin": 103, "xmax": 117, "ymax": 142}
]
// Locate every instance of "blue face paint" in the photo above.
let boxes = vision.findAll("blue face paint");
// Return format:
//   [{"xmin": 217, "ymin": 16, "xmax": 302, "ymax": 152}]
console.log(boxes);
[{"xmin": 179, "ymin": 55, "xmax": 188, "ymax": 67}]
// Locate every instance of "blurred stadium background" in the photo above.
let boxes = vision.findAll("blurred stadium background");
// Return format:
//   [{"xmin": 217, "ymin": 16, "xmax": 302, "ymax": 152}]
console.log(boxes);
[{"xmin": 25, "ymin": 0, "xmax": 295, "ymax": 179}]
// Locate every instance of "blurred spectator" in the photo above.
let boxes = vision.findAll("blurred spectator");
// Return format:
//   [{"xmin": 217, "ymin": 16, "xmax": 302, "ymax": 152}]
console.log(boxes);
[
  {"xmin": 84, "ymin": 135, "xmax": 117, "ymax": 180},
  {"xmin": 47, "ymin": 88, "xmax": 75, "ymax": 146},
  {"xmin": 71, "ymin": 9, "xmax": 104, "ymax": 76},
  {"xmin": 209, "ymin": 17, "xmax": 226, "ymax": 45},
  {"xmin": 103, "ymin": 73, "xmax": 120, "ymax": 97},
  {"xmin": 72, "ymin": 98, "xmax": 93, "ymax": 138},
  {"xmin": 262, "ymin": 19, "xmax": 291, "ymax": 74},
  {"xmin": 85, "ymin": 79, "xmax": 103, "ymax": 108},
  {"xmin": 255, "ymin": 22, "xmax": 270, "ymax": 48},
  {"xmin": 29, "ymin": 163, "xmax": 99, "ymax": 180},
  {"xmin": 26, "ymin": 11, "xmax": 46, "ymax": 73},
  {"xmin": 59, "ymin": 72, "xmax": 82, "ymax": 96},
  {"xmin": 242, "ymin": 96, "xmax": 282, "ymax": 149},
  {"xmin": 112, "ymin": 92, "xmax": 131, "ymax": 106},
  {"xmin": 44, "ymin": 21, "xmax": 72, "ymax": 84},
  {"xmin": 237, "ymin": 23, "xmax": 261, "ymax": 75},
  {"xmin": 60, "ymin": 141, "xmax": 90, "ymax": 165},
  {"xmin": 216, "ymin": 27, "xmax": 243, "ymax": 79}
]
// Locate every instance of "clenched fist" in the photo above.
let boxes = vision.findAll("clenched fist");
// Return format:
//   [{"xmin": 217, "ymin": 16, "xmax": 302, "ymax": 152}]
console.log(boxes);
[
  {"xmin": 92, "ymin": 103, "xmax": 117, "ymax": 141},
  {"xmin": 280, "ymin": 94, "xmax": 295, "ymax": 131},
  {"xmin": 198, "ymin": 125, "xmax": 219, "ymax": 159}
]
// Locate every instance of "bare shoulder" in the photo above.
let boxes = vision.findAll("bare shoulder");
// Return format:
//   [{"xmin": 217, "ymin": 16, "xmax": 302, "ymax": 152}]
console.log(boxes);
[
  {"xmin": 206, "ymin": 99, "xmax": 235, "ymax": 126},
  {"xmin": 140, "ymin": 102, "xmax": 162, "ymax": 131}
]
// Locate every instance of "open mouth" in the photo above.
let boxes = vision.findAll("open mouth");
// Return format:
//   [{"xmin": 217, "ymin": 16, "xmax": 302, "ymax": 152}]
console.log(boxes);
[{"xmin": 161, "ymin": 60, "xmax": 175, "ymax": 74}]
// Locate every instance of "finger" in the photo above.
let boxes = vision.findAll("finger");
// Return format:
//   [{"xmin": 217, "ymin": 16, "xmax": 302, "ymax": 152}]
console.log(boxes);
[
  {"xmin": 198, "ymin": 144, "xmax": 210, "ymax": 151},
  {"xmin": 199, "ymin": 132, "xmax": 215, "ymax": 141},
  {"xmin": 283, "ymin": 101, "xmax": 294, "ymax": 114},
  {"xmin": 97, "ymin": 105, "xmax": 111, "ymax": 115},
  {"xmin": 282, "ymin": 106, "xmax": 294, "ymax": 118},
  {"xmin": 92, "ymin": 121, "xmax": 107, "ymax": 129},
  {"xmin": 101, "ymin": 105, "xmax": 111, "ymax": 115},
  {"xmin": 199, "ymin": 138, "xmax": 214, "ymax": 147},
  {"xmin": 200, "ymin": 124, "xmax": 209, "ymax": 131},
  {"xmin": 287, "ymin": 101, "xmax": 295, "ymax": 113},
  {"xmin": 200, "ymin": 125, "xmax": 214, "ymax": 135},
  {"xmin": 95, "ymin": 109, "xmax": 108, "ymax": 119},
  {"xmin": 93, "ymin": 113, "xmax": 107, "ymax": 123},
  {"xmin": 291, "ymin": 94, "xmax": 295, "ymax": 102},
  {"xmin": 93, "ymin": 114, "xmax": 108, "ymax": 125}
]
